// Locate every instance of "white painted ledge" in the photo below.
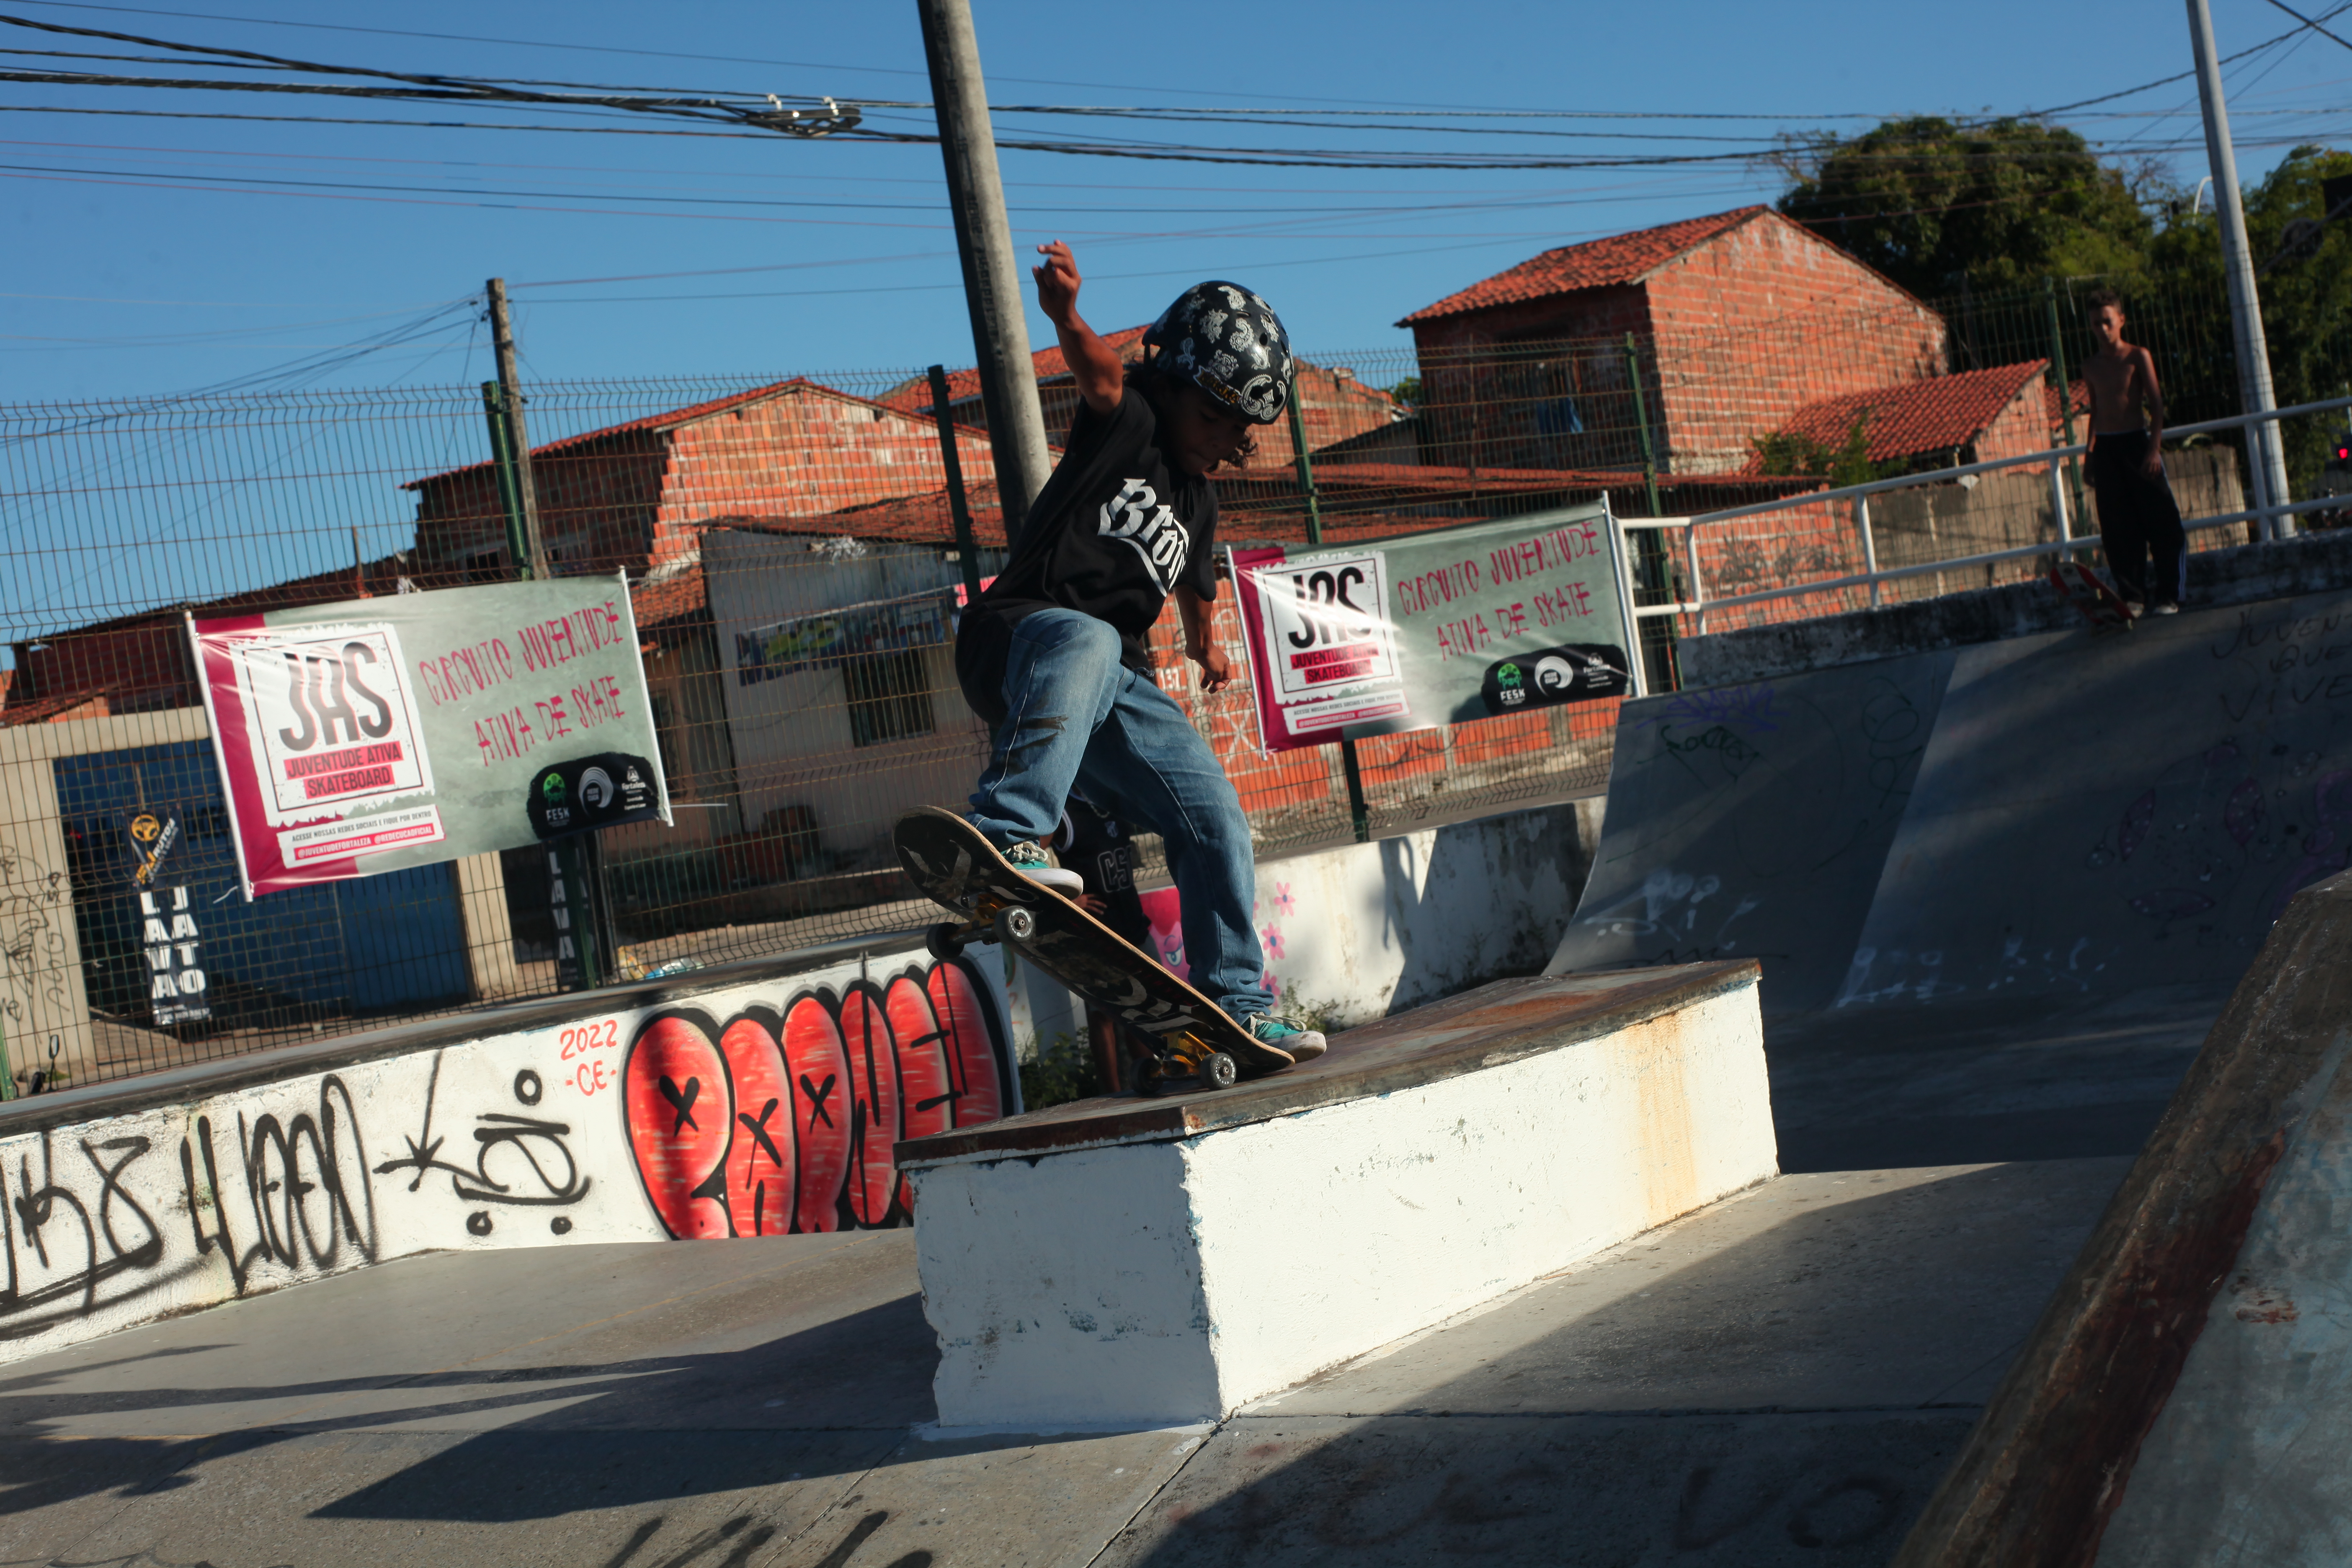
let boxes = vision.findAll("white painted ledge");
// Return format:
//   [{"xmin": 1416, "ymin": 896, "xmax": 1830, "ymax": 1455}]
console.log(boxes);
[{"xmin": 901, "ymin": 962, "xmax": 1775, "ymax": 1428}]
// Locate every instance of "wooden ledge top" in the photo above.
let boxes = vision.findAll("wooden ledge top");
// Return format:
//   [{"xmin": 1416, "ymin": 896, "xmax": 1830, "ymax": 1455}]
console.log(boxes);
[{"xmin": 895, "ymin": 959, "xmax": 1759, "ymax": 1168}]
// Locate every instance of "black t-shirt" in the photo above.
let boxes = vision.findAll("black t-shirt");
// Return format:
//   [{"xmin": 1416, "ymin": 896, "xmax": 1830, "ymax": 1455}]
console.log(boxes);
[{"xmin": 956, "ymin": 387, "xmax": 1218, "ymax": 723}]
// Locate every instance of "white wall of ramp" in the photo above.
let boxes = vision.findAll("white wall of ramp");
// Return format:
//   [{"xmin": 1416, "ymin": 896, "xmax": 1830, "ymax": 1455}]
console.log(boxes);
[{"xmin": 1253, "ymin": 799, "xmax": 1602, "ymax": 1027}]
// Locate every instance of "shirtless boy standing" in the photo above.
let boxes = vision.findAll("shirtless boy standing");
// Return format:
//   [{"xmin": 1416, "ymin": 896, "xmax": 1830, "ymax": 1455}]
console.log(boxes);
[{"xmin": 2081, "ymin": 287, "xmax": 2185, "ymax": 616}]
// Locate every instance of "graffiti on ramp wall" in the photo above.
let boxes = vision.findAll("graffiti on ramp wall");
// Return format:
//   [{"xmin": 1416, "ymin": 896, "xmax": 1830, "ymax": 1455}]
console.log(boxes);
[{"xmin": 622, "ymin": 958, "xmax": 1010, "ymax": 1238}]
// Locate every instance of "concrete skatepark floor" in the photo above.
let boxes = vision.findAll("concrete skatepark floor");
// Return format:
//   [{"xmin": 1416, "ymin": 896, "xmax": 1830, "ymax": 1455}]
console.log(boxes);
[
  {"xmin": 1765, "ymin": 983, "xmax": 2229, "ymax": 1174},
  {"xmin": 0, "ymin": 986, "xmax": 2175, "ymax": 1568}
]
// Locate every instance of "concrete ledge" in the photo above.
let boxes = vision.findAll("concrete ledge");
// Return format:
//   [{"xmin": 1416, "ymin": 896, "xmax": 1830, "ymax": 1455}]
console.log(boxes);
[{"xmin": 899, "ymin": 961, "xmax": 1775, "ymax": 1427}]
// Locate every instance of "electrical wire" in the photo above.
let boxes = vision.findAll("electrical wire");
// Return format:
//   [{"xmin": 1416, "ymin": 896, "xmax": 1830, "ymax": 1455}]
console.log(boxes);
[{"xmin": 9, "ymin": 8, "xmax": 2348, "ymax": 174}]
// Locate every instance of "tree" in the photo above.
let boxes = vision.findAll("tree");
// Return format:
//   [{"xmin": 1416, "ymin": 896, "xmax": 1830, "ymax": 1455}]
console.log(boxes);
[
  {"xmin": 2145, "ymin": 144, "xmax": 2352, "ymax": 493},
  {"xmin": 1751, "ymin": 412, "xmax": 1885, "ymax": 489},
  {"xmin": 1776, "ymin": 117, "xmax": 2159, "ymax": 298}
]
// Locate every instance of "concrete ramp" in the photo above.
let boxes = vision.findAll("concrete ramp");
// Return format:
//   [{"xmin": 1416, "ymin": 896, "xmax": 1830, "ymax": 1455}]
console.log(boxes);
[
  {"xmin": 1891, "ymin": 866, "xmax": 2352, "ymax": 1567},
  {"xmin": 1553, "ymin": 585, "xmax": 2352, "ymax": 1017},
  {"xmin": 1843, "ymin": 594, "xmax": 2352, "ymax": 1004},
  {"xmin": 1547, "ymin": 650, "xmax": 1953, "ymax": 1013}
]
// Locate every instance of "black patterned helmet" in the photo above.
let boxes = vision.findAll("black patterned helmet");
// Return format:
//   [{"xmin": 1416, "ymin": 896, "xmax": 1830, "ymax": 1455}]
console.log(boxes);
[{"xmin": 1142, "ymin": 280, "xmax": 1293, "ymax": 425}]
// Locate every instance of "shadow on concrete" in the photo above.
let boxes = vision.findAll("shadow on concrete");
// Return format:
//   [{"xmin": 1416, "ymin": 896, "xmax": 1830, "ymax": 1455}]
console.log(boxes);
[
  {"xmin": 0, "ymin": 1293, "xmax": 941, "ymax": 1527},
  {"xmin": 1109, "ymin": 1160, "xmax": 2127, "ymax": 1566},
  {"xmin": 1764, "ymin": 983, "xmax": 2231, "ymax": 1173}
]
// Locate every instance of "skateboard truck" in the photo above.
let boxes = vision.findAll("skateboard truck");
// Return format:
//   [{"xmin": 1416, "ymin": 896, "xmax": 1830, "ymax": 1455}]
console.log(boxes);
[
  {"xmin": 925, "ymin": 903, "xmax": 1037, "ymax": 960},
  {"xmin": 925, "ymin": 902, "xmax": 1240, "ymax": 1097},
  {"xmin": 1132, "ymin": 1031, "xmax": 1238, "ymax": 1097}
]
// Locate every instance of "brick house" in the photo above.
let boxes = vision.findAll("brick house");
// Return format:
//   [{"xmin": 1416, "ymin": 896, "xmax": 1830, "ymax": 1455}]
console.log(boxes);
[
  {"xmin": 1752, "ymin": 360, "xmax": 2058, "ymax": 474},
  {"xmin": 881, "ymin": 328, "xmax": 1402, "ymax": 455},
  {"xmin": 1397, "ymin": 206, "xmax": 1947, "ymax": 476},
  {"xmin": 407, "ymin": 379, "xmax": 1000, "ymax": 583},
  {"xmin": 2, "ymin": 551, "xmax": 408, "ymax": 726}
]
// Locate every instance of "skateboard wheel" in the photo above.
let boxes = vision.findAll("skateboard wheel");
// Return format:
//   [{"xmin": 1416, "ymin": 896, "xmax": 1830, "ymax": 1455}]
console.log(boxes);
[
  {"xmin": 996, "ymin": 905, "xmax": 1038, "ymax": 944},
  {"xmin": 924, "ymin": 922, "xmax": 967, "ymax": 961},
  {"xmin": 1134, "ymin": 1069, "xmax": 1172, "ymax": 1099},
  {"xmin": 1199, "ymin": 1052, "xmax": 1238, "ymax": 1090}
]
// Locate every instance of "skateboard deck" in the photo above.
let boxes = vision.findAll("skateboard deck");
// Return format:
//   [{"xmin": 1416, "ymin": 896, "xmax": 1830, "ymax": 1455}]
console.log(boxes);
[
  {"xmin": 2050, "ymin": 559, "xmax": 2135, "ymax": 630},
  {"xmin": 893, "ymin": 807, "xmax": 1291, "ymax": 1095}
]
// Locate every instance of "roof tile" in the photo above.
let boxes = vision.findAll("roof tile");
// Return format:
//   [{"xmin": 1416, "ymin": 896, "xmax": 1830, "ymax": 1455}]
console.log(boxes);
[
  {"xmin": 1758, "ymin": 361, "xmax": 2052, "ymax": 467},
  {"xmin": 1398, "ymin": 207, "xmax": 1770, "ymax": 325}
]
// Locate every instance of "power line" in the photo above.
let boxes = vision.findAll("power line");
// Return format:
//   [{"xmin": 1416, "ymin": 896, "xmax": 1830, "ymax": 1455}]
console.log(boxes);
[
  {"xmin": 13, "ymin": 8, "xmax": 2349, "ymax": 170},
  {"xmin": 2257, "ymin": 0, "xmax": 2352, "ymax": 54},
  {"xmin": 2021, "ymin": 0, "xmax": 2352, "ymax": 114}
]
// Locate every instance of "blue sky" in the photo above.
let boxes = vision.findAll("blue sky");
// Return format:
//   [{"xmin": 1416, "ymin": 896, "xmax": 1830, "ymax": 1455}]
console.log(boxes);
[{"xmin": 4, "ymin": 0, "xmax": 2348, "ymax": 398}]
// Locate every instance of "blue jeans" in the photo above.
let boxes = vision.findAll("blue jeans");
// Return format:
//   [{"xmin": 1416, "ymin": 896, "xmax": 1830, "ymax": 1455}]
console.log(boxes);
[{"xmin": 967, "ymin": 609, "xmax": 1270, "ymax": 1021}]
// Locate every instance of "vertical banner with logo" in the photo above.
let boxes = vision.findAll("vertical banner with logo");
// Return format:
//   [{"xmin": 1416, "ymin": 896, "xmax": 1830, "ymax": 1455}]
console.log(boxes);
[
  {"xmin": 190, "ymin": 575, "xmax": 671, "ymax": 896},
  {"xmin": 1228, "ymin": 500, "xmax": 1640, "ymax": 753},
  {"xmin": 126, "ymin": 810, "xmax": 209, "ymax": 1026}
]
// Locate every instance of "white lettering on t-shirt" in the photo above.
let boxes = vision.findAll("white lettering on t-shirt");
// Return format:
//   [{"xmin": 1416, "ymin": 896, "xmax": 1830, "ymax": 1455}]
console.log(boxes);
[{"xmin": 1098, "ymin": 477, "xmax": 1191, "ymax": 594}]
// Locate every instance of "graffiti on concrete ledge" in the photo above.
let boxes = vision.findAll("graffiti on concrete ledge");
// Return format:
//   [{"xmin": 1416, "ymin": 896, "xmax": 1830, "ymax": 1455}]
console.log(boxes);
[
  {"xmin": 374, "ymin": 1050, "xmax": 591, "ymax": 1238},
  {"xmin": 0, "ymin": 946, "xmax": 1015, "ymax": 1365},
  {"xmin": 624, "ymin": 957, "xmax": 1009, "ymax": 1238}
]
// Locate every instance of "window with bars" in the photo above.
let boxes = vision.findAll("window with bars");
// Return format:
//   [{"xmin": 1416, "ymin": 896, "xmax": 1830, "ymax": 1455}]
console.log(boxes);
[{"xmin": 844, "ymin": 649, "xmax": 934, "ymax": 748}]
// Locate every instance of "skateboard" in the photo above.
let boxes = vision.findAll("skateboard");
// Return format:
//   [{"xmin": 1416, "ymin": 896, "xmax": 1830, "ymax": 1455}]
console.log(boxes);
[
  {"xmin": 2050, "ymin": 559, "xmax": 2135, "ymax": 630},
  {"xmin": 894, "ymin": 807, "xmax": 1292, "ymax": 1097}
]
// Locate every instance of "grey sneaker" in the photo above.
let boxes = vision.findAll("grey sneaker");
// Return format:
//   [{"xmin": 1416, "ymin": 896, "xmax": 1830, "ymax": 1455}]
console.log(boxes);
[
  {"xmin": 1002, "ymin": 838, "xmax": 1083, "ymax": 895},
  {"xmin": 2125, "ymin": 600, "xmax": 2146, "ymax": 618},
  {"xmin": 2152, "ymin": 602, "xmax": 2180, "ymax": 616},
  {"xmin": 1243, "ymin": 1013, "xmax": 1326, "ymax": 1062}
]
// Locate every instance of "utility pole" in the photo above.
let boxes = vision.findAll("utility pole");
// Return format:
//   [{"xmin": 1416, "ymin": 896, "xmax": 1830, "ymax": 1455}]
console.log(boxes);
[
  {"xmin": 915, "ymin": 0, "xmax": 1054, "ymax": 537},
  {"xmin": 485, "ymin": 278, "xmax": 550, "ymax": 576},
  {"xmin": 2187, "ymin": 0, "xmax": 2294, "ymax": 535}
]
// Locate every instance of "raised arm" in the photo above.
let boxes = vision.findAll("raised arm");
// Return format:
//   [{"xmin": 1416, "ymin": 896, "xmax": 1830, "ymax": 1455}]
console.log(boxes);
[{"xmin": 1032, "ymin": 240, "xmax": 1124, "ymax": 417}]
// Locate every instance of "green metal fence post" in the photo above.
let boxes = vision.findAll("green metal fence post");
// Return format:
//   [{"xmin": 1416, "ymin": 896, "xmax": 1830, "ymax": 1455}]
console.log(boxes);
[
  {"xmin": 551, "ymin": 835, "xmax": 603, "ymax": 992},
  {"xmin": 928, "ymin": 364, "xmax": 987, "ymax": 605},
  {"xmin": 1624, "ymin": 333, "xmax": 1662, "ymax": 521},
  {"xmin": 479, "ymin": 381, "xmax": 535, "ymax": 581},
  {"xmin": 1289, "ymin": 384, "xmax": 1369, "ymax": 843}
]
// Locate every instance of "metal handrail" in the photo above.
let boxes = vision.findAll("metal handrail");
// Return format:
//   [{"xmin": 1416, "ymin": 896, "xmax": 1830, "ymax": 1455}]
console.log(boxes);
[
  {"xmin": 1682, "ymin": 394, "xmax": 2352, "ymax": 526},
  {"xmin": 1613, "ymin": 395, "xmax": 2352, "ymax": 631},
  {"xmin": 1636, "ymin": 493, "xmax": 2352, "ymax": 619}
]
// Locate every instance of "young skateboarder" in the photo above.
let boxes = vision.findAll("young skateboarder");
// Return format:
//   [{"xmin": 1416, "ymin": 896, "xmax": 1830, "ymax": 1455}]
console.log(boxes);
[
  {"xmin": 954, "ymin": 241, "xmax": 1323, "ymax": 1063},
  {"xmin": 2081, "ymin": 287, "xmax": 2186, "ymax": 616}
]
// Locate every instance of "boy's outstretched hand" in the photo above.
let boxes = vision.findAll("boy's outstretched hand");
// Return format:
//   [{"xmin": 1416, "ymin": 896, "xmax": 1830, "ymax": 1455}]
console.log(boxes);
[
  {"xmin": 1191, "ymin": 641, "xmax": 1235, "ymax": 694},
  {"xmin": 1033, "ymin": 240, "xmax": 1082, "ymax": 325}
]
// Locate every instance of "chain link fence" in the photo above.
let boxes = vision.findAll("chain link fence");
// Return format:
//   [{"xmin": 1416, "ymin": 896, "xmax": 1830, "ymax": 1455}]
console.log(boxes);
[{"xmin": 4, "ymin": 271, "xmax": 2336, "ymax": 1091}]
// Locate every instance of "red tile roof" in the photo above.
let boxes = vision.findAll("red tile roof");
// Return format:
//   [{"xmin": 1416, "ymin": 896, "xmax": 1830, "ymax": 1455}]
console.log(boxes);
[
  {"xmin": 403, "ymin": 377, "xmax": 920, "ymax": 490},
  {"xmin": 2048, "ymin": 379, "xmax": 2091, "ymax": 427},
  {"xmin": 877, "ymin": 326, "xmax": 1153, "ymax": 415},
  {"xmin": 1755, "ymin": 361, "xmax": 2051, "ymax": 468},
  {"xmin": 1398, "ymin": 207, "xmax": 1771, "ymax": 326}
]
